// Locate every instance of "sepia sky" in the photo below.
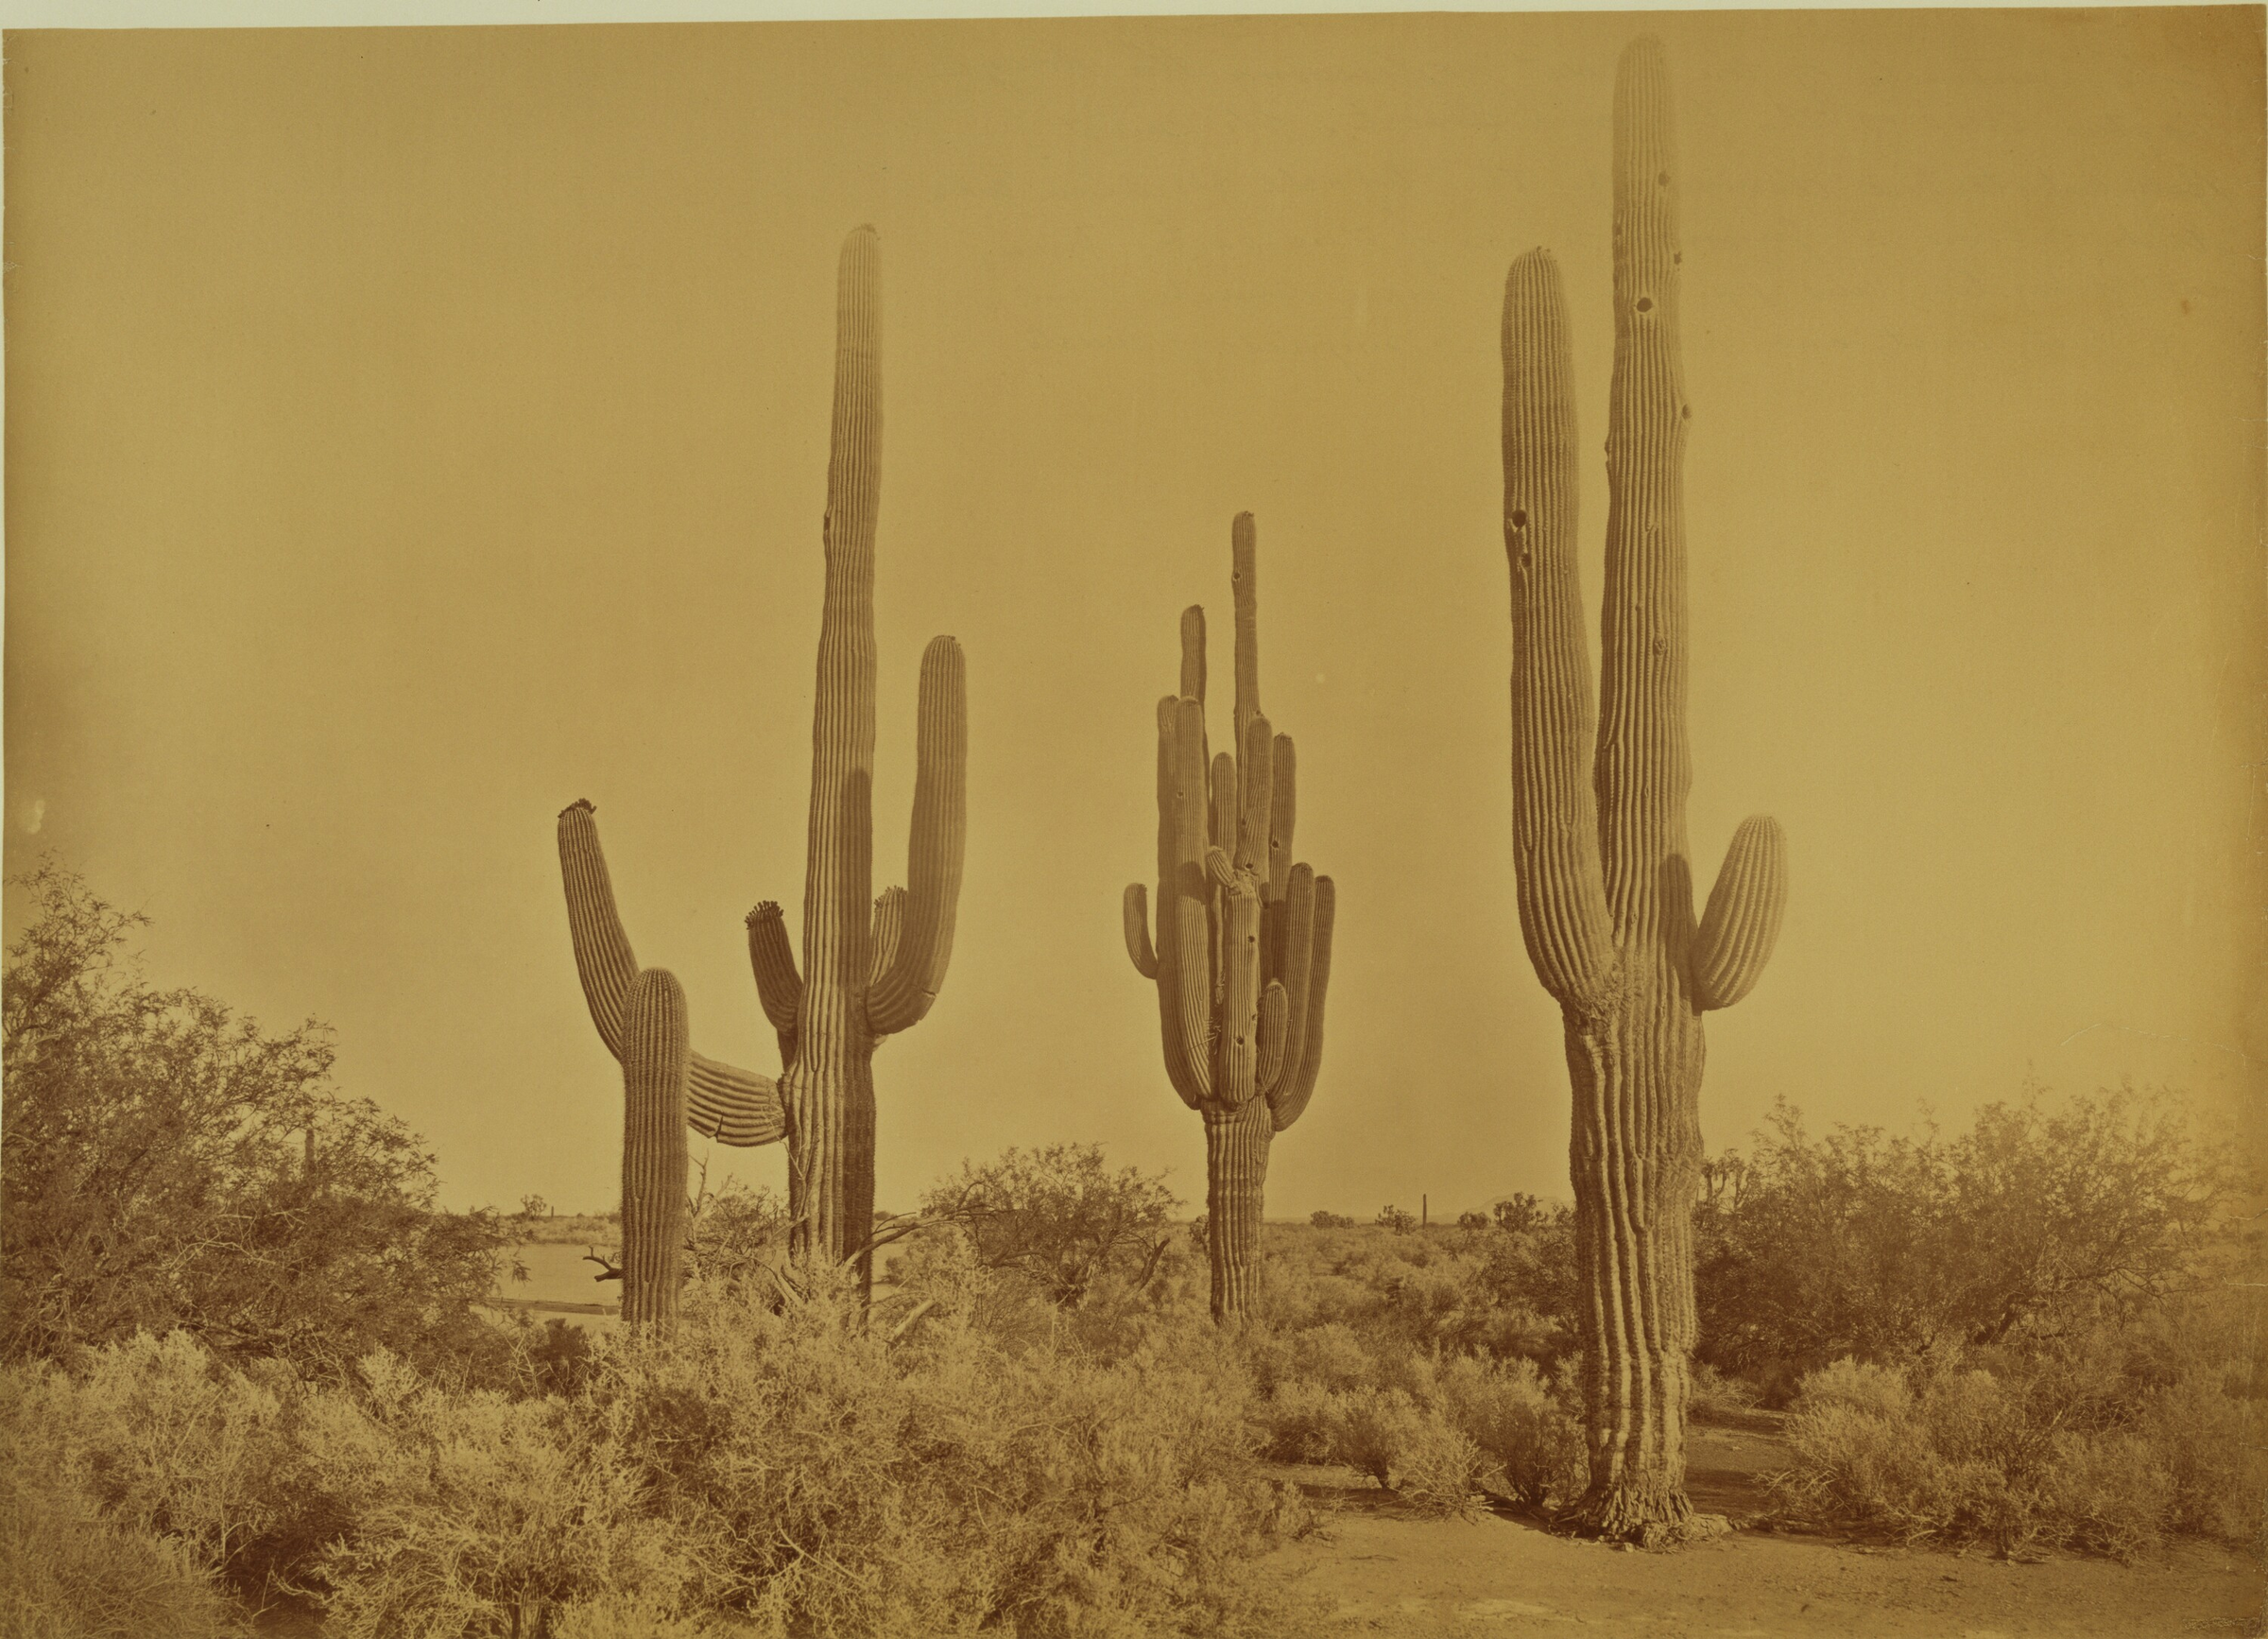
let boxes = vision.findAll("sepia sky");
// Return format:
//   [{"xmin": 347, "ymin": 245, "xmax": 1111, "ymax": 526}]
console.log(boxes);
[{"xmin": 6, "ymin": 9, "xmax": 2263, "ymax": 1219}]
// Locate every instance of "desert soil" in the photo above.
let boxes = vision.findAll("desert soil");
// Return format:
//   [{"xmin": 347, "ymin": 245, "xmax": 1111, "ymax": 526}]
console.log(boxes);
[{"xmin": 1266, "ymin": 1418, "xmax": 2264, "ymax": 1638}]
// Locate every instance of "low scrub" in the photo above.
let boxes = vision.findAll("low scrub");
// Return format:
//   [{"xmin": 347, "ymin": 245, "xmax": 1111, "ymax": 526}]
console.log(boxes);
[
  {"xmin": 0, "ymin": 1250, "xmax": 1320, "ymax": 1639},
  {"xmin": 1771, "ymin": 1345, "xmax": 2264, "ymax": 1559}
]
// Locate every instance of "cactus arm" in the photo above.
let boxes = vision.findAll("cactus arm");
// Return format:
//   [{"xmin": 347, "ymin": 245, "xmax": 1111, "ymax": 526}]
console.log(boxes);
[
  {"xmin": 1209, "ymin": 752, "xmax": 1239, "ymax": 854},
  {"xmin": 558, "ymin": 801, "xmax": 638, "ymax": 1058},
  {"xmin": 1180, "ymin": 606, "xmax": 1208, "ymax": 706},
  {"xmin": 1266, "ymin": 733, "xmax": 1297, "ymax": 904},
  {"xmin": 1166, "ymin": 696, "xmax": 1216, "ymax": 1103},
  {"xmin": 1692, "ymin": 815, "xmax": 1787, "ymax": 1010},
  {"xmin": 1149, "ymin": 699, "xmax": 1206, "ymax": 1108},
  {"xmin": 744, "ymin": 902, "xmax": 802, "ymax": 1031},
  {"xmin": 868, "ymin": 888, "xmax": 906, "ymax": 987},
  {"xmin": 1235, "ymin": 716, "xmax": 1274, "ymax": 876},
  {"xmin": 1255, "ymin": 979, "xmax": 1288, "ymax": 1092},
  {"xmin": 1123, "ymin": 883, "xmax": 1160, "ymax": 978},
  {"xmin": 1594, "ymin": 37, "xmax": 1692, "ymax": 936},
  {"xmin": 1259, "ymin": 863, "xmax": 1316, "ymax": 1100},
  {"xmin": 1503, "ymin": 250, "xmax": 1618, "ymax": 1008},
  {"xmin": 801, "ymin": 224, "xmax": 882, "ymax": 1005},
  {"xmin": 1268, "ymin": 873, "xmax": 1334, "ymax": 1132},
  {"xmin": 868, "ymin": 635, "xmax": 969, "ymax": 1036},
  {"xmin": 559, "ymin": 802, "xmax": 783, "ymax": 1146},
  {"xmin": 1216, "ymin": 878, "xmax": 1263, "ymax": 1105},
  {"xmin": 686, "ymin": 1054, "xmax": 788, "ymax": 1147},
  {"xmin": 1230, "ymin": 511, "xmax": 1263, "ymax": 745}
]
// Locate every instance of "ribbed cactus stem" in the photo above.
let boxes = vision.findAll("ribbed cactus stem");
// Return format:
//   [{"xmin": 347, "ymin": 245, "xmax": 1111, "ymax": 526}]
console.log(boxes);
[
  {"xmin": 1203, "ymin": 1097, "xmax": 1272, "ymax": 1323},
  {"xmin": 1501, "ymin": 37, "xmax": 1787, "ymax": 1544},
  {"xmin": 1126, "ymin": 513, "xmax": 1335, "ymax": 1323},
  {"xmin": 775, "ymin": 227, "xmax": 968, "ymax": 1288},
  {"xmin": 621, "ymin": 969, "xmax": 690, "ymax": 1334}
]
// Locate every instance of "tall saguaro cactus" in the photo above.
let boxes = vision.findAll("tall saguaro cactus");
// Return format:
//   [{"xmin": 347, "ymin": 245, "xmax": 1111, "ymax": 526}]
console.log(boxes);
[
  {"xmin": 1125, "ymin": 514, "xmax": 1335, "ymax": 1324},
  {"xmin": 1501, "ymin": 39, "xmax": 1787, "ymax": 1542},
  {"xmin": 558, "ymin": 226, "xmax": 967, "ymax": 1300}
]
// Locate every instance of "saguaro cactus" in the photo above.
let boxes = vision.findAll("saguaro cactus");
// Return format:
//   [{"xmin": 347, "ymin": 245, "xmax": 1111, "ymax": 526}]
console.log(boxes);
[
  {"xmin": 559, "ymin": 226, "xmax": 967, "ymax": 1297},
  {"xmin": 1124, "ymin": 514, "xmax": 1335, "ymax": 1323},
  {"xmin": 1501, "ymin": 39, "xmax": 1788, "ymax": 1542}
]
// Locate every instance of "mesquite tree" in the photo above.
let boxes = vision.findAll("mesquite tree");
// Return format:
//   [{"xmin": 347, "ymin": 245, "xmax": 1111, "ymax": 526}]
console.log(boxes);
[
  {"xmin": 558, "ymin": 227, "xmax": 967, "ymax": 1314},
  {"xmin": 1124, "ymin": 514, "xmax": 1335, "ymax": 1324},
  {"xmin": 1501, "ymin": 39, "xmax": 1788, "ymax": 1541}
]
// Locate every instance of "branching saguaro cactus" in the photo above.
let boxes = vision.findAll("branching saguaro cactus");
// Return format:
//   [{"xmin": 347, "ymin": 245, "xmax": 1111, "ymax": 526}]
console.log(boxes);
[
  {"xmin": 559, "ymin": 226, "xmax": 966, "ymax": 1303},
  {"xmin": 1501, "ymin": 39, "xmax": 1787, "ymax": 1543},
  {"xmin": 1125, "ymin": 514, "xmax": 1335, "ymax": 1324}
]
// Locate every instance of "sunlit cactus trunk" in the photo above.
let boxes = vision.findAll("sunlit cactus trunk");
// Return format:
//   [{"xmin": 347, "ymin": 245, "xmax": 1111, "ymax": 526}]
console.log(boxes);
[
  {"xmin": 558, "ymin": 227, "xmax": 966, "ymax": 1305},
  {"xmin": 1501, "ymin": 39, "xmax": 1788, "ymax": 1542},
  {"xmin": 1125, "ymin": 514, "xmax": 1335, "ymax": 1325}
]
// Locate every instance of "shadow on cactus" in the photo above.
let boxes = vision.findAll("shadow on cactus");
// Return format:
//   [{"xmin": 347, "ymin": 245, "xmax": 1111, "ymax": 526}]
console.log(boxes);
[
  {"xmin": 1124, "ymin": 513, "xmax": 1335, "ymax": 1325},
  {"xmin": 557, "ymin": 226, "xmax": 968, "ymax": 1325},
  {"xmin": 1500, "ymin": 37, "xmax": 1789, "ymax": 1544}
]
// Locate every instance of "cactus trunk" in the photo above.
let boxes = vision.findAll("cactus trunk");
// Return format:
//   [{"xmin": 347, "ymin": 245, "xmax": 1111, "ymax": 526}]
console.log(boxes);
[
  {"xmin": 621, "ymin": 970, "xmax": 691, "ymax": 1333},
  {"xmin": 1501, "ymin": 38, "xmax": 1787, "ymax": 1543},
  {"xmin": 558, "ymin": 226, "xmax": 965, "ymax": 1306},
  {"xmin": 1126, "ymin": 515, "xmax": 1334, "ymax": 1325},
  {"xmin": 1203, "ymin": 1096, "xmax": 1272, "ymax": 1323}
]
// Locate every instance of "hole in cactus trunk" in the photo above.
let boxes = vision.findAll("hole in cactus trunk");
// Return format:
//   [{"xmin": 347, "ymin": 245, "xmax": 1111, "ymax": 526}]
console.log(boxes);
[
  {"xmin": 1511, "ymin": 509, "xmax": 1528, "ymax": 528},
  {"xmin": 1635, "ymin": 298, "xmax": 1654, "ymax": 313}
]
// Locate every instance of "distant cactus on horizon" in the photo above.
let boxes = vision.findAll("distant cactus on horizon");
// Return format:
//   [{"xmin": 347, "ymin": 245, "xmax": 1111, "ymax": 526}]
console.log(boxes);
[
  {"xmin": 1501, "ymin": 38, "xmax": 1788, "ymax": 1542},
  {"xmin": 1125, "ymin": 513, "xmax": 1335, "ymax": 1324},
  {"xmin": 558, "ymin": 227, "xmax": 967, "ymax": 1310}
]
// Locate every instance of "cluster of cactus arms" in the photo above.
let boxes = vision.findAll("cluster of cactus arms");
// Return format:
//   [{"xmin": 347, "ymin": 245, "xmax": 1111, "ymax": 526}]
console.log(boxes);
[
  {"xmin": 1124, "ymin": 515, "xmax": 1335, "ymax": 1324},
  {"xmin": 558, "ymin": 226, "xmax": 968, "ymax": 1319},
  {"xmin": 1500, "ymin": 38, "xmax": 1788, "ymax": 1542}
]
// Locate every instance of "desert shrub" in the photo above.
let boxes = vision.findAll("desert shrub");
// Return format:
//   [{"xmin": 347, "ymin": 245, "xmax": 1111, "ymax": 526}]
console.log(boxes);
[
  {"xmin": 0, "ymin": 1365, "xmax": 249, "ymax": 1639},
  {"xmin": 5, "ymin": 1266, "xmax": 1316, "ymax": 1639},
  {"xmin": 1689, "ymin": 1361, "xmax": 1761, "ymax": 1423},
  {"xmin": 305, "ymin": 1348, "xmax": 696, "ymax": 1639},
  {"xmin": 0, "ymin": 861, "xmax": 508, "ymax": 1384},
  {"xmin": 1695, "ymin": 1084, "xmax": 2240, "ymax": 1394},
  {"xmin": 1322, "ymin": 1385, "xmax": 1421, "ymax": 1489},
  {"xmin": 1433, "ymin": 1356, "xmax": 1588, "ymax": 1508},
  {"xmin": 1308, "ymin": 1212, "xmax": 1355, "ymax": 1230},
  {"xmin": 1, "ymin": 1333, "xmax": 325, "ymax": 1603},
  {"xmin": 1316, "ymin": 1385, "xmax": 1487, "ymax": 1519},
  {"xmin": 1255, "ymin": 1379, "xmax": 1334, "ymax": 1464},
  {"xmin": 1772, "ymin": 1343, "xmax": 2262, "ymax": 1559},
  {"xmin": 606, "ymin": 1269, "xmax": 1315, "ymax": 1636},
  {"xmin": 920, "ymin": 1144, "xmax": 1178, "ymax": 1307},
  {"xmin": 2141, "ymin": 1369, "xmax": 2261, "ymax": 1542},
  {"xmin": 1375, "ymin": 1206, "xmax": 1417, "ymax": 1235},
  {"xmin": 681, "ymin": 1180, "xmax": 792, "ymax": 1293}
]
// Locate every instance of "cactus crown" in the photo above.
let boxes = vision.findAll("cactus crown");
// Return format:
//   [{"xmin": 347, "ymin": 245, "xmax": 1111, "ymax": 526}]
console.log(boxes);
[{"xmin": 1125, "ymin": 514, "xmax": 1334, "ymax": 1133}]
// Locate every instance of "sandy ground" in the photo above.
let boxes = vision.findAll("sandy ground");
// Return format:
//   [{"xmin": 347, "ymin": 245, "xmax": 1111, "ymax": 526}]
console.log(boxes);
[{"xmin": 1265, "ymin": 1419, "xmax": 2265, "ymax": 1639}]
